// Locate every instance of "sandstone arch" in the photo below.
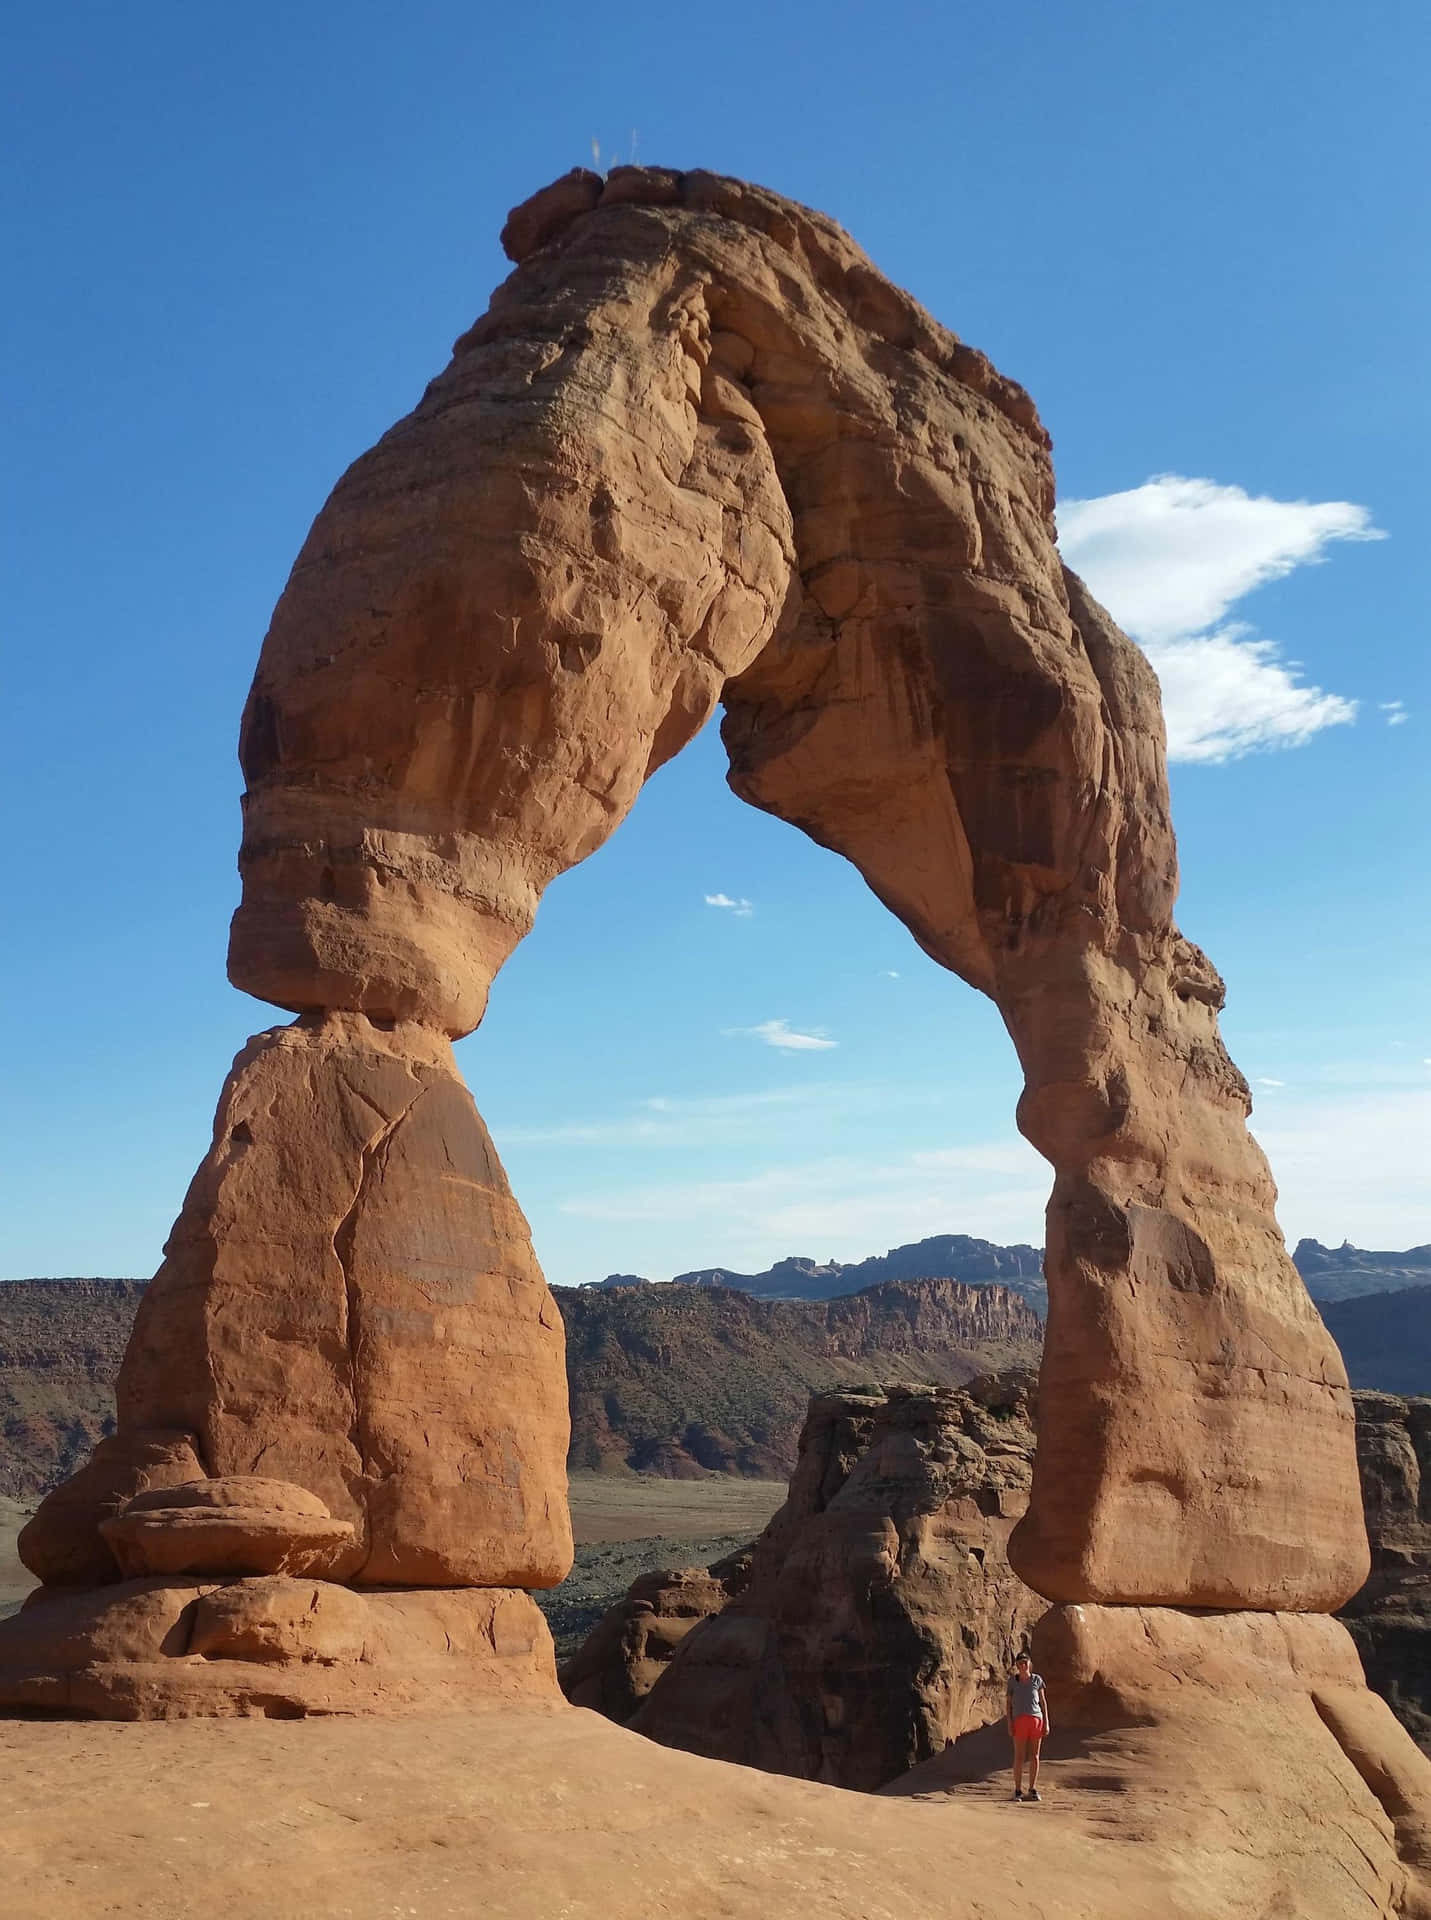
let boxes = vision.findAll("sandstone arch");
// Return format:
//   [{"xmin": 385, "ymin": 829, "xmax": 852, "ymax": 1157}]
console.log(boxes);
[
  {"xmin": 5, "ymin": 170, "xmax": 1377, "ymax": 1722},
  {"xmin": 226, "ymin": 164, "xmax": 1362, "ymax": 1610}
]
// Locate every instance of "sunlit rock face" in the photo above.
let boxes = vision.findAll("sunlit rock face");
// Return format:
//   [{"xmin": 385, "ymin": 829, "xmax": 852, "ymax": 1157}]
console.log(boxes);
[
  {"xmin": 231, "ymin": 164, "xmax": 1363, "ymax": 1611},
  {"xmin": 3, "ymin": 166, "xmax": 1373, "ymax": 1723}
]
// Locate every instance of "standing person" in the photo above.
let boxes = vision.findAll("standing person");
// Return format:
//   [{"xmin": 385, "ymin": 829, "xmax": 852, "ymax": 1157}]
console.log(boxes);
[{"xmin": 1006, "ymin": 1651, "xmax": 1050, "ymax": 1801}]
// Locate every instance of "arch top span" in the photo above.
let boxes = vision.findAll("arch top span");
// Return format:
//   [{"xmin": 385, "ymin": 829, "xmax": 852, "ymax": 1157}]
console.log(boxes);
[{"xmin": 224, "ymin": 166, "xmax": 1365, "ymax": 1612}]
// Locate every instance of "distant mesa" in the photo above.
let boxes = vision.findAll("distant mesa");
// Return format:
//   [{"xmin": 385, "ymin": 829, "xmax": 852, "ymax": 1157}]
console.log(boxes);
[
  {"xmin": 669, "ymin": 1233, "xmax": 1048, "ymax": 1312},
  {"xmin": 580, "ymin": 1233, "xmax": 1050, "ymax": 1313},
  {"xmin": 1291, "ymin": 1238, "xmax": 1431, "ymax": 1302}
]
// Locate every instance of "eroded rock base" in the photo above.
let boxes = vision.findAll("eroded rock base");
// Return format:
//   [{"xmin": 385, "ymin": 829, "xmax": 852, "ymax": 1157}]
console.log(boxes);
[
  {"xmin": 0, "ymin": 1577, "xmax": 557, "ymax": 1719},
  {"xmin": 911, "ymin": 1604, "xmax": 1431, "ymax": 1920}
]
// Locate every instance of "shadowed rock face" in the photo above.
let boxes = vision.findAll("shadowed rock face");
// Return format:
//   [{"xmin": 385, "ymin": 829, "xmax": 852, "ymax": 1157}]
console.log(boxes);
[
  {"xmin": 1340, "ymin": 1392, "xmax": 1431, "ymax": 1752},
  {"xmin": 567, "ymin": 1379, "xmax": 1044, "ymax": 1791},
  {"xmin": 229, "ymin": 164, "xmax": 1362, "ymax": 1611},
  {"xmin": 5, "ymin": 167, "xmax": 1371, "ymax": 1722},
  {"xmin": 656, "ymin": 1378, "xmax": 1039, "ymax": 1781}
]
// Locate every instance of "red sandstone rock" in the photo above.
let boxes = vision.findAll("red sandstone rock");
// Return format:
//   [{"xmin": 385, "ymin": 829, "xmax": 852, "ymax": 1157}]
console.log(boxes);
[
  {"xmin": 0, "ymin": 1575, "xmax": 557, "ymax": 1717},
  {"xmin": 114, "ymin": 1015, "xmax": 571, "ymax": 1589},
  {"xmin": 100, "ymin": 1477, "xmax": 355, "ymax": 1579},
  {"xmin": 188, "ymin": 1575, "xmax": 369, "ymax": 1664},
  {"xmin": 17, "ymin": 1429, "xmax": 205, "ymax": 1586},
  {"xmin": 898, "ymin": 1602, "xmax": 1431, "ymax": 1915},
  {"xmin": 18, "ymin": 168, "xmax": 1375, "ymax": 1731},
  {"xmin": 224, "ymin": 167, "xmax": 1363, "ymax": 1611}
]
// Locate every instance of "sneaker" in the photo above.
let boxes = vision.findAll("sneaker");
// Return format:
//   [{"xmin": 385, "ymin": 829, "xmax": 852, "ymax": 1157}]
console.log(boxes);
[
  {"xmin": 1026, "ymin": 1789, "xmax": 1042, "ymax": 1803},
  {"xmin": 1012, "ymin": 1789, "xmax": 1024, "ymax": 1802}
]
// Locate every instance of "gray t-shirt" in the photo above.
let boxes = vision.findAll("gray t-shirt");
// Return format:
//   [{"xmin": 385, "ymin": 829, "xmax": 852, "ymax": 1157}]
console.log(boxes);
[{"xmin": 1007, "ymin": 1672, "xmax": 1047, "ymax": 1720}]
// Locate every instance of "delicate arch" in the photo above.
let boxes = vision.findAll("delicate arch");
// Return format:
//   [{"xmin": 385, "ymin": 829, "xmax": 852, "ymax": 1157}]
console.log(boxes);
[{"xmin": 221, "ymin": 167, "xmax": 1364, "ymax": 1609}]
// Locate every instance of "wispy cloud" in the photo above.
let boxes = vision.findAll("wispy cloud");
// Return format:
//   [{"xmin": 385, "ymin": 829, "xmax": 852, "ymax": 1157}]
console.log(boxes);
[
  {"xmin": 725, "ymin": 1018, "xmax": 837, "ymax": 1053},
  {"xmin": 881, "ymin": 969, "xmax": 901, "ymax": 980},
  {"xmin": 494, "ymin": 1080, "xmax": 947, "ymax": 1150},
  {"xmin": 1255, "ymin": 1077, "xmax": 1286, "ymax": 1089},
  {"xmin": 557, "ymin": 1136, "xmax": 1049, "ymax": 1257},
  {"xmin": 705, "ymin": 892, "xmax": 753, "ymax": 917},
  {"xmin": 1059, "ymin": 475, "xmax": 1384, "ymax": 763},
  {"xmin": 1381, "ymin": 701, "xmax": 1410, "ymax": 727}
]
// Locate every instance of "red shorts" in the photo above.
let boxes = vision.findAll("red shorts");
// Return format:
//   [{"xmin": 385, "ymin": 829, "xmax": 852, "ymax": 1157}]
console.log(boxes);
[{"xmin": 1012, "ymin": 1715, "xmax": 1046, "ymax": 1741}]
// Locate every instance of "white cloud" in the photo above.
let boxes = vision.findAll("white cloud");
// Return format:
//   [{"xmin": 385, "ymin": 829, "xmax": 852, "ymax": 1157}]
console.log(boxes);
[
  {"xmin": 1140, "ymin": 626, "xmax": 1359, "ymax": 764},
  {"xmin": 1255, "ymin": 1077, "xmax": 1286, "ymax": 1089},
  {"xmin": 881, "ymin": 969, "xmax": 901, "ymax": 979},
  {"xmin": 705, "ymin": 892, "xmax": 753, "ymax": 917},
  {"xmin": 725, "ymin": 1018, "xmax": 837, "ymax": 1053},
  {"xmin": 1381, "ymin": 701, "xmax": 1410, "ymax": 727},
  {"xmin": 1059, "ymin": 475, "xmax": 1384, "ymax": 763}
]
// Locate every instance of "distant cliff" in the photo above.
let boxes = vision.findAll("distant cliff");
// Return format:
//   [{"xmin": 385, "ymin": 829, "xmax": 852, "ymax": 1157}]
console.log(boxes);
[
  {"xmin": 1294, "ymin": 1239, "xmax": 1431, "ymax": 1303},
  {"xmin": 0, "ymin": 1280, "xmax": 146, "ymax": 1501},
  {"xmin": 557, "ymin": 1276, "xmax": 1042, "ymax": 1476},
  {"xmin": 606, "ymin": 1233, "xmax": 1050, "ymax": 1313},
  {"xmin": 1, "ymin": 1272, "xmax": 1040, "ymax": 1495}
]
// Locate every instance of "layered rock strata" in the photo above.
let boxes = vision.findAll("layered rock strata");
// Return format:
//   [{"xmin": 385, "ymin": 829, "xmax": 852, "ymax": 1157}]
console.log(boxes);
[
  {"xmin": 1, "ymin": 1574, "xmax": 556, "ymax": 1718},
  {"xmin": 576, "ymin": 1379, "xmax": 1044, "ymax": 1790}
]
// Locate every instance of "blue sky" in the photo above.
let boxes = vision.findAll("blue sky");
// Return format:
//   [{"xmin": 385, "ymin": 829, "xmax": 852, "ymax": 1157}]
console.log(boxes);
[{"xmin": 2, "ymin": 1, "xmax": 1426, "ymax": 1284}]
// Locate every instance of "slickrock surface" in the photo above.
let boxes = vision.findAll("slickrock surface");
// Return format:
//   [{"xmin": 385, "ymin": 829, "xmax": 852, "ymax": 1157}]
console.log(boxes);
[
  {"xmin": 9, "ymin": 1696, "xmax": 1431, "ymax": 1920},
  {"xmin": 900, "ymin": 1604, "xmax": 1431, "ymax": 1920},
  {"xmin": 1342, "ymin": 1391, "xmax": 1431, "ymax": 1750},
  {"xmin": 601, "ymin": 1378, "xmax": 1043, "ymax": 1788},
  {"xmin": 227, "ymin": 163, "xmax": 1362, "ymax": 1610}
]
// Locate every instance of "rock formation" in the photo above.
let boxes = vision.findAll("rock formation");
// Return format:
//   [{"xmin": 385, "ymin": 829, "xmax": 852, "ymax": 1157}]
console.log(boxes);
[
  {"xmin": 1341, "ymin": 1392, "xmax": 1431, "ymax": 1751},
  {"xmin": 566, "ymin": 1378, "xmax": 1044, "ymax": 1790},
  {"xmin": 221, "ymin": 162, "xmax": 1364, "ymax": 1613},
  {"xmin": 0, "ymin": 167, "xmax": 1419, "ymax": 1887},
  {"xmin": 559, "ymin": 1549, "xmax": 752, "ymax": 1725}
]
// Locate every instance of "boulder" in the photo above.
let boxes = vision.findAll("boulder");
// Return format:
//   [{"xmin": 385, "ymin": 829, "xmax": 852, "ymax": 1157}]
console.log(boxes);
[
  {"xmin": 99, "ymin": 1477, "xmax": 355, "ymax": 1579},
  {"xmin": 17, "ymin": 1428, "xmax": 204, "ymax": 1587},
  {"xmin": 619, "ymin": 1378, "xmax": 1044, "ymax": 1789}
]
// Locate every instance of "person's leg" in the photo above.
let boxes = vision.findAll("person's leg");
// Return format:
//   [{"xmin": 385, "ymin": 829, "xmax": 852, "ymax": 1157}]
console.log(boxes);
[
  {"xmin": 1012, "ymin": 1734, "xmax": 1027, "ymax": 1795},
  {"xmin": 1027, "ymin": 1734, "xmax": 1042, "ymax": 1796}
]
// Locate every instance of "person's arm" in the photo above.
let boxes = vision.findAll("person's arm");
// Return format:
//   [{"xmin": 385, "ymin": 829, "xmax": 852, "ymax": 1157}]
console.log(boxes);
[
  {"xmin": 1006, "ymin": 1681, "xmax": 1015, "ymax": 1731},
  {"xmin": 1039, "ymin": 1681, "xmax": 1051, "ymax": 1733}
]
